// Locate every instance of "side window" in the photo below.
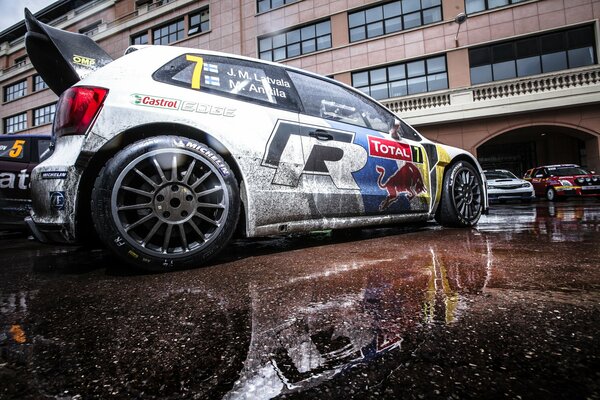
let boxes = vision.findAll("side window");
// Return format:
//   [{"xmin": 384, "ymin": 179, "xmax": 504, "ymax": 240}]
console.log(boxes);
[
  {"xmin": 153, "ymin": 54, "xmax": 301, "ymax": 112},
  {"xmin": 399, "ymin": 120, "xmax": 423, "ymax": 142},
  {"xmin": 287, "ymin": 71, "xmax": 394, "ymax": 132},
  {"xmin": 0, "ymin": 138, "xmax": 30, "ymax": 163},
  {"xmin": 36, "ymin": 139, "xmax": 51, "ymax": 163}
]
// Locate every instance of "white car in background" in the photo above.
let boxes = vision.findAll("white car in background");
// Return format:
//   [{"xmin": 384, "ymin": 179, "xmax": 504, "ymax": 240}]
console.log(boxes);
[{"xmin": 484, "ymin": 169, "xmax": 534, "ymax": 203}]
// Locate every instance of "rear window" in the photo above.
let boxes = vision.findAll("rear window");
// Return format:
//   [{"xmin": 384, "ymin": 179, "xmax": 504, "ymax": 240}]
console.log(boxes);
[
  {"xmin": 0, "ymin": 138, "xmax": 30, "ymax": 162},
  {"xmin": 153, "ymin": 54, "xmax": 301, "ymax": 112}
]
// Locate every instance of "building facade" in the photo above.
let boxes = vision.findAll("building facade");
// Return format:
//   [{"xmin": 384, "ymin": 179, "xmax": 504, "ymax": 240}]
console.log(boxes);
[{"xmin": 1, "ymin": 0, "xmax": 599, "ymax": 173}]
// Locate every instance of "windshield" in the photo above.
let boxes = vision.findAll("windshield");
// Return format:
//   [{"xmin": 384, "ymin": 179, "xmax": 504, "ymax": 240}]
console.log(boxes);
[
  {"xmin": 484, "ymin": 170, "xmax": 517, "ymax": 180},
  {"xmin": 548, "ymin": 166, "xmax": 590, "ymax": 176}
]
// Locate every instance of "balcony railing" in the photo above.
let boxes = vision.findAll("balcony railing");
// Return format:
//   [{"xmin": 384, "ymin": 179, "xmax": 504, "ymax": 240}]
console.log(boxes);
[{"xmin": 383, "ymin": 65, "xmax": 600, "ymax": 115}]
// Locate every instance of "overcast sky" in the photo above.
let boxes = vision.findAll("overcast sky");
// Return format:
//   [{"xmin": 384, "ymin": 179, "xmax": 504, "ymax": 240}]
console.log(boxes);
[{"xmin": 0, "ymin": 0, "xmax": 57, "ymax": 32}]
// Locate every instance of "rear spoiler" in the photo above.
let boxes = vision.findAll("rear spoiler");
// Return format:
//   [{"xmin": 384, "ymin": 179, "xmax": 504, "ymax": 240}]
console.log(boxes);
[{"xmin": 24, "ymin": 8, "xmax": 113, "ymax": 96}]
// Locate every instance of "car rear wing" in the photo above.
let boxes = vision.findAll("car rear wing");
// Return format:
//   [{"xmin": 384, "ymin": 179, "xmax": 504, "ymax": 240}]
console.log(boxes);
[{"xmin": 24, "ymin": 8, "xmax": 113, "ymax": 96}]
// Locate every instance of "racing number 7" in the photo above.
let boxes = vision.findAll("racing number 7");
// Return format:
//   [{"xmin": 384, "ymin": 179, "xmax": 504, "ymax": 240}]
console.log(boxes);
[
  {"xmin": 9, "ymin": 140, "xmax": 25, "ymax": 158},
  {"xmin": 186, "ymin": 55, "xmax": 204, "ymax": 90}
]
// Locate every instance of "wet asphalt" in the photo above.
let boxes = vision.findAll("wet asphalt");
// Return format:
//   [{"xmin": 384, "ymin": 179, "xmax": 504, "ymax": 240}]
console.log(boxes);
[{"xmin": 0, "ymin": 200, "xmax": 599, "ymax": 400}]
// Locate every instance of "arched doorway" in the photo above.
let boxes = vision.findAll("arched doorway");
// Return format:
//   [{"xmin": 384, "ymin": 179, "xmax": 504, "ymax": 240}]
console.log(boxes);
[{"xmin": 476, "ymin": 125, "xmax": 600, "ymax": 177}]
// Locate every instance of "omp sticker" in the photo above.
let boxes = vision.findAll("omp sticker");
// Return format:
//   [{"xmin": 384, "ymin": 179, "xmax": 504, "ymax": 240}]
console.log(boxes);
[
  {"xmin": 131, "ymin": 94, "xmax": 181, "ymax": 110},
  {"xmin": 72, "ymin": 54, "xmax": 96, "ymax": 67},
  {"xmin": 41, "ymin": 171, "xmax": 68, "ymax": 180}
]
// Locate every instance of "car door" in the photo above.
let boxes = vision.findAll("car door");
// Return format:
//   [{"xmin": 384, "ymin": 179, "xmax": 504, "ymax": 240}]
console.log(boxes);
[
  {"xmin": 530, "ymin": 168, "xmax": 548, "ymax": 196},
  {"xmin": 286, "ymin": 71, "xmax": 430, "ymax": 218}
]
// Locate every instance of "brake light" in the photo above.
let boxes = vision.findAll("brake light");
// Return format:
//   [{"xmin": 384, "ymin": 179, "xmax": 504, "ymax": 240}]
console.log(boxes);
[{"xmin": 53, "ymin": 86, "xmax": 108, "ymax": 137}]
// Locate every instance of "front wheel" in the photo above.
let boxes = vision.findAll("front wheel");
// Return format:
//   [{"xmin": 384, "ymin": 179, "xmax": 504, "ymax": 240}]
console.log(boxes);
[
  {"xmin": 546, "ymin": 187, "xmax": 558, "ymax": 201},
  {"xmin": 435, "ymin": 161, "xmax": 484, "ymax": 228},
  {"xmin": 92, "ymin": 136, "xmax": 239, "ymax": 272}
]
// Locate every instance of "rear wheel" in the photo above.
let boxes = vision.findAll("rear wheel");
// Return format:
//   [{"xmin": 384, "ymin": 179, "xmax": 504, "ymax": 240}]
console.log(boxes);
[
  {"xmin": 435, "ymin": 161, "xmax": 484, "ymax": 227},
  {"xmin": 92, "ymin": 136, "xmax": 239, "ymax": 272}
]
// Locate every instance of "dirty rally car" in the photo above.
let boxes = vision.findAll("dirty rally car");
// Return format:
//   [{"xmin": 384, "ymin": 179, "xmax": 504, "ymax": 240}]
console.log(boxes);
[{"xmin": 24, "ymin": 10, "xmax": 488, "ymax": 271}]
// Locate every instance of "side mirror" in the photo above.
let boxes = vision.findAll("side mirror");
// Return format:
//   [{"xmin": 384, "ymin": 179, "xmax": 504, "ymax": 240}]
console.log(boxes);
[{"xmin": 390, "ymin": 118, "xmax": 401, "ymax": 140}]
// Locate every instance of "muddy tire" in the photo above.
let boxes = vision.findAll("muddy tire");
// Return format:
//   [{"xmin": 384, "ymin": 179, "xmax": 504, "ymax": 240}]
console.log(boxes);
[
  {"xmin": 91, "ymin": 136, "xmax": 239, "ymax": 272},
  {"xmin": 435, "ymin": 161, "xmax": 484, "ymax": 228}
]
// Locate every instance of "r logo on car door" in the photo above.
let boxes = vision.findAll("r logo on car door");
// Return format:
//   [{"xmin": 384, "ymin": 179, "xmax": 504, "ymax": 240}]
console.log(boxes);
[{"xmin": 262, "ymin": 120, "xmax": 367, "ymax": 190}]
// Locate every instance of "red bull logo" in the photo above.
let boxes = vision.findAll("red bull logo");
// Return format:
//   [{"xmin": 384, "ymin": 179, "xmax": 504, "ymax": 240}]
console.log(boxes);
[{"xmin": 376, "ymin": 163, "xmax": 427, "ymax": 211}]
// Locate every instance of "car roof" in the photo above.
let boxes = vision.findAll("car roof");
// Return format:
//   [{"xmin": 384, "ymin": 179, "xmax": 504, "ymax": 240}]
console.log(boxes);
[{"xmin": 536, "ymin": 164, "xmax": 579, "ymax": 168}]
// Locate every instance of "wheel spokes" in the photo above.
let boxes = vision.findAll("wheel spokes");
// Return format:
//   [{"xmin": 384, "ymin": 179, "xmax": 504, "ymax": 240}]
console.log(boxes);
[{"xmin": 115, "ymin": 149, "xmax": 228, "ymax": 257}]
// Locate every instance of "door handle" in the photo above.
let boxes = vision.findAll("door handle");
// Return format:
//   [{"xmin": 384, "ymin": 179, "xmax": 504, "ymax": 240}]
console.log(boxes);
[{"xmin": 309, "ymin": 129, "xmax": 334, "ymax": 141}]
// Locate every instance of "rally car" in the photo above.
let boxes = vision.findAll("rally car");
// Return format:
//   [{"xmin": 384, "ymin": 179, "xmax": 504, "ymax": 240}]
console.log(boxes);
[
  {"xmin": 484, "ymin": 169, "xmax": 534, "ymax": 203},
  {"xmin": 24, "ymin": 9, "xmax": 487, "ymax": 271},
  {"xmin": 523, "ymin": 164, "xmax": 600, "ymax": 201},
  {"xmin": 0, "ymin": 134, "xmax": 51, "ymax": 230}
]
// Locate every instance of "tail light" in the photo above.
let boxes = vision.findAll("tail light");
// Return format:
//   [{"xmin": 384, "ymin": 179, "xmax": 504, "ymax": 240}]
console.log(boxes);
[{"xmin": 53, "ymin": 86, "xmax": 108, "ymax": 138}]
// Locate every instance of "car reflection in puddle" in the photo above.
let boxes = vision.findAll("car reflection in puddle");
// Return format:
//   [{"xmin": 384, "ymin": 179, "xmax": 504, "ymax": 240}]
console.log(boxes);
[
  {"xmin": 479, "ymin": 200, "xmax": 599, "ymax": 242},
  {"xmin": 225, "ymin": 234, "xmax": 493, "ymax": 399}
]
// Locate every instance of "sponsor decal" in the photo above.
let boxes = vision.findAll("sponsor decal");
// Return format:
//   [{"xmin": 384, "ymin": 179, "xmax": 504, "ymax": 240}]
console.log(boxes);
[
  {"xmin": 41, "ymin": 171, "xmax": 68, "ymax": 180},
  {"xmin": 376, "ymin": 164, "xmax": 427, "ymax": 211},
  {"xmin": 132, "ymin": 94, "xmax": 181, "ymax": 110},
  {"xmin": 0, "ymin": 169, "xmax": 29, "ymax": 190},
  {"xmin": 72, "ymin": 54, "xmax": 96, "ymax": 67},
  {"xmin": 262, "ymin": 120, "xmax": 367, "ymax": 189},
  {"xmin": 50, "ymin": 191, "xmax": 65, "ymax": 210},
  {"xmin": 180, "ymin": 101, "xmax": 235, "ymax": 117},
  {"xmin": 368, "ymin": 136, "xmax": 412, "ymax": 162},
  {"xmin": 128, "ymin": 250, "xmax": 139, "ymax": 259}
]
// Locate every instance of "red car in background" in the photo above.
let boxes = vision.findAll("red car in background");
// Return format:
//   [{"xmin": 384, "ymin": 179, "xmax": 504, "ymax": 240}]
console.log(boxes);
[
  {"xmin": 0, "ymin": 134, "xmax": 51, "ymax": 230},
  {"xmin": 523, "ymin": 164, "xmax": 600, "ymax": 201}
]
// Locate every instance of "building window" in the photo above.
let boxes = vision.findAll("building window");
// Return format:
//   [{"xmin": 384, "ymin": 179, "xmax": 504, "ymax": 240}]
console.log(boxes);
[
  {"xmin": 33, "ymin": 75, "xmax": 48, "ymax": 92},
  {"xmin": 258, "ymin": 20, "xmax": 331, "ymax": 61},
  {"xmin": 352, "ymin": 55, "xmax": 448, "ymax": 100},
  {"xmin": 14, "ymin": 56, "xmax": 28, "ymax": 67},
  {"xmin": 465, "ymin": 0, "xmax": 528, "ymax": 14},
  {"xmin": 79, "ymin": 20, "xmax": 101, "ymax": 37},
  {"xmin": 4, "ymin": 80, "xmax": 27, "ymax": 102},
  {"xmin": 4, "ymin": 113, "xmax": 27, "ymax": 134},
  {"xmin": 131, "ymin": 31, "xmax": 149, "ymax": 45},
  {"xmin": 469, "ymin": 25, "xmax": 597, "ymax": 85},
  {"xmin": 257, "ymin": 0, "xmax": 298, "ymax": 13},
  {"xmin": 348, "ymin": 0, "xmax": 442, "ymax": 42},
  {"xmin": 152, "ymin": 19, "xmax": 184, "ymax": 45},
  {"xmin": 188, "ymin": 8, "xmax": 209, "ymax": 35},
  {"xmin": 33, "ymin": 104, "xmax": 56, "ymax": 126}
]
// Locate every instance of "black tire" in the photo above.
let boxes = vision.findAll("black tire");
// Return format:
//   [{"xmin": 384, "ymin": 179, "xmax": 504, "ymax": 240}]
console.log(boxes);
[
  {"xmin": 435, "ymin": 161, "xmax": 484, "ymax": 227},
  {"xmin": 546, "ymin": 187, "xmax": 557, "ymax": 201},
  {"xmin": 91, "ymin": 136, "xmax": 239, "ymax": 272}
]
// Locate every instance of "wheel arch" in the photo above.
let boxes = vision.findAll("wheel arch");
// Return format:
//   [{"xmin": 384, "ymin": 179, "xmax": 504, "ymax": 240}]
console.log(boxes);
[{"xmin": 75, "ymin": 122, "xmax": 247, "ymax": 243}]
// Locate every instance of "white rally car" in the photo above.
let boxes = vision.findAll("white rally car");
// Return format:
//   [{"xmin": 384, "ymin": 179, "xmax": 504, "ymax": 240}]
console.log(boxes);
[{"xmin": 24, "ymin": 10, "xmax": 487, "ymax": 271}]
